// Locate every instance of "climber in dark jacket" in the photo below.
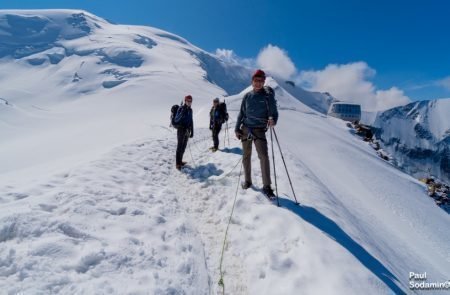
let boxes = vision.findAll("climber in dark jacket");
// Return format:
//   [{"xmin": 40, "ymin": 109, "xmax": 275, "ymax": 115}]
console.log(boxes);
[
  {"xmin": 209, "ymin": 97, "xmax": 228, "ymax": 151},
  {"xmin": 174, "ymin": 95, "xmax": 194, "ymax": 170},
  {"xmin": 235, "ymin": 69, "xmax": 278, "ymax": 198}
]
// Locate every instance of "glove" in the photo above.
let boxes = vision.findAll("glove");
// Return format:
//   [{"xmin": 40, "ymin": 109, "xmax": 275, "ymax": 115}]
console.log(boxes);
[{"xmin": 190, "ymin": 132, "xmax": 194, "ymax": 138}]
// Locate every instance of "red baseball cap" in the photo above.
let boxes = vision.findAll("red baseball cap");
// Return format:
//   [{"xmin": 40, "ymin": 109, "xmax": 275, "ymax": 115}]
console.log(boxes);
[{"xmin": 252, "ymin": 69, "xmax": 266, "ymax": 80}]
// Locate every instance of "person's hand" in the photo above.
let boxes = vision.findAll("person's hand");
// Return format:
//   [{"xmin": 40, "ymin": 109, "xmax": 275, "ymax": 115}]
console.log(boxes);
[
  {"xmin": 268, "ymin": 117, "xmax": 276, "ymax": 127},
  {"xmin": 235, "ymin": 130, "xmax": 243, "ymax": 140},
  {"xmin": 190, "ymin": 133, "xmax": 193, "ymax": 138}
]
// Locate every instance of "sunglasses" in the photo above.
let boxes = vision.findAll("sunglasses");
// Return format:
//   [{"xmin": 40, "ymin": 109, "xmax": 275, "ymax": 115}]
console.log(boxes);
[{"xmin": 253, "ymin": 78, "xmax": 265, "ymax": 83}]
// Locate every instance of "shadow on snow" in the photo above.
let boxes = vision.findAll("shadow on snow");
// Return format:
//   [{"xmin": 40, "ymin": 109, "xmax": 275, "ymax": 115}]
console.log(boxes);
[
  {"xmin": 278, "ymin": 197, "xmax": 405, "ymax": 295},
  {"xmin": 220, "ymin": 147, "xmax": 242, "ymax": 155},
  {"xmin": 182, "ymin": 163, "xmax": 224, "ymax": 181}
]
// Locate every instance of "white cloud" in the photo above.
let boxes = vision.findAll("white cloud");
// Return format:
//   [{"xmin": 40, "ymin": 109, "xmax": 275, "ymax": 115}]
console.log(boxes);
[
  {"xmin": 214, "ymin": 46, "xmax": 411, "ymax": 111},
  {"xmin": 375, "ymin": 87, "xmax": 410, "ymax": 111},
  {"xmin": 297, "ymin": 62, "xmax": 410, "ymax": 111},
  {"xmin": 437, "ymin": 76, "xmax": 450, "ymax": 90},
  {"xmin": 256, "ymin": 44, "xmax": 297, "ymax": 80},
  {"xmin": 298, "ymin": 62, "xmax": 375, "ymax": 101}
]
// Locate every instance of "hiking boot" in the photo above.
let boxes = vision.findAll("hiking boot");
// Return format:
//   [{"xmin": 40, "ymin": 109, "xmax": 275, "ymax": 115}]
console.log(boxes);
[
  {"xmin": 209, "ymin": 147, "xmax": 218, "ymax": 152},
  {"xmin": 241, "ymin": 181, "xmax": 252, "ymax": 189},
  {"xmin": 181, "ymin": 161, "xmax": 187, "ymax": 166},
  {"xmin": 263, "ymin": 185, "xmax": 276, "ymax": 200},
  {"xmin": 176, "ymin": 164, "xmax": 182, "ymax": 170}
]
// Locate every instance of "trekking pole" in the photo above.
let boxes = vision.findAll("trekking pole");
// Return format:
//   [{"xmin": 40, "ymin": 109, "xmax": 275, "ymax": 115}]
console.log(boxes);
[
  {"xmin": 191, "ymin": 137, "xmax": 203, "ymax": 154},
  {"xmin": 270, "ymin": 127, "xmax": 280, "ymax": 207},
  {"xmin": 224, "ymin": 99, "xmax": 230, "ymax": 147},
  {"xmin": 226, "ymin": 121, "xmax": 230, "ymax": 146},
  {"xmin": 223, "ymin": 124, "xmax": 227, "ymax": 149},
  {"xmin": 272, "ymin": 127, "xmax": 299, "ymax": 205},
  {"xmin": 188, "ymin": 141, "xmax": 197, "ymax": 168},
  {"xmin": 187, "ymin": 130, "xmax": 197, "ymax": 168},
  {"xmin": 225, "ymin": 121, "xmax": 229, "ymax": 148}
]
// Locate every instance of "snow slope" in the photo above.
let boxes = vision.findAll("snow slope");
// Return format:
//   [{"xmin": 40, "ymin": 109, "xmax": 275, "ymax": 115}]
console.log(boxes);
[
  {"xmin": 373, "ymin": 99, "xmax": 450, "ymax": 183},
  {"xmin": 1, "ymin": 9, "xmax": 449, "ymax": 295},
  {"xmin": 0, "ymin": 9, "xmax": 249, "ymax": 185}
]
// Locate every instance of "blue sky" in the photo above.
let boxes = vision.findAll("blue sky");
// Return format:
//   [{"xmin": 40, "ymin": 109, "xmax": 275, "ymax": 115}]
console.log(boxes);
[{"xmin": 1, "ymin": 0, "xmax": 450, "ymax": 102}]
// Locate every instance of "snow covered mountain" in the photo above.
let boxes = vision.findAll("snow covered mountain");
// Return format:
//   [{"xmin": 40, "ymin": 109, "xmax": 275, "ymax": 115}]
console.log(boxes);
[
  {"xmin": 0, "ymin": 9, "xmax": 252, "ymax": 180},
  {"xmin": 373, "ymin": 99, "xmax": 450, "ymax": 183},
  {"xmin": 280, "ymin": 80, "xmax": 336, "ymax": 114},
  {"xmin": 1, "ymin": 10, "xmax": 449, "ymax": 295}
]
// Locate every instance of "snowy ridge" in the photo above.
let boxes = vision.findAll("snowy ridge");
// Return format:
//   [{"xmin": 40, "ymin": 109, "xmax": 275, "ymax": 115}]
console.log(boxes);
[{"xmin": 0, "ymin": 9, "xmax": 449, "ymax": 295}]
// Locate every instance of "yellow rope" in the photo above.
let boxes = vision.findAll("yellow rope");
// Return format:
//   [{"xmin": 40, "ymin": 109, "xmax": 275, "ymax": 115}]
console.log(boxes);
[{"xmin": 218, "ymin": 160, "xmax": 243, "ymax": 294}]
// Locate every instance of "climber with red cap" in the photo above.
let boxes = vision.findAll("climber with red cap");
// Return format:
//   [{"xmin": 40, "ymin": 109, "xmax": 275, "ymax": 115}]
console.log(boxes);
[
  {"xmin": 235, "ymin": 69, "xmax": 279, "ymax": 199},
  {"xmin": 173, "ymin": 95, "xmax": 194, "ymax": 170}
]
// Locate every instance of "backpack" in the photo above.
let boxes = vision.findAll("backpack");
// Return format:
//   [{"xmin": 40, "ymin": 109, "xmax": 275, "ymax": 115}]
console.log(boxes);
[
  {"xmin": 263, "ymin": 86, "xmax": 276, "ymax": 119},
  {"xmin": 217, "ymin": 102, "xmax": 229, "ymax": 123},
  {"xmin": 264, "ymin": 86, "xmax": 274, "ymax": 98},
  {"xmin": 170, "ymin": 104, "xmax": 180, "ymax": 128}
]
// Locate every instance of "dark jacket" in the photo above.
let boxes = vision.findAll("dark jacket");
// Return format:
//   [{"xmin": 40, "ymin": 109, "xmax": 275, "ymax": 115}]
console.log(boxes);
[
  {"xmin": 235, "ymin": 88, "xmax": 278, "ymax": 131},
  {"xmin": 209, "ymin": 105, "xmax": 228, "ymax": 128},
  {"xmin": 175, "ymin": 104, "xmax": 194, "ymax": 136}
]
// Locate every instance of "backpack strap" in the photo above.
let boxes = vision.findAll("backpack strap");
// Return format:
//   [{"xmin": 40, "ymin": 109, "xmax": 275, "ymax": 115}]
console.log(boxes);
[{"xmin": 263, "ymin": 86, "xmax": 273, "ymax": 118}]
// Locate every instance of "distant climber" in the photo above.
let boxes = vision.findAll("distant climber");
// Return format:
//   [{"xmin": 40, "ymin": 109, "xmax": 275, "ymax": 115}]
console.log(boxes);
[
  {"xmin": 173, "ymin": 95, "xmax": 194, "ymax": 170},
  {"xmin": 209, "ymin": 97, "xmax": 229, "ymax": 152},
  {"xmin": 235, "ymin": 69, "xmax": 279, "ymax": 199}
]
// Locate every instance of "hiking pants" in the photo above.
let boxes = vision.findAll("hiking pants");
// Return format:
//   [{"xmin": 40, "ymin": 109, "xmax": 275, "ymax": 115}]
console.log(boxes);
[
  {"xmin": 212, "ymin": 123, "xmax": 222, "ymax": 149},
  {"xmin": 241, "ymin": 126, "xmax": 271, "ymax": 186},
  {"xmin": 176, "ymin": 128, "xmax": 189, "ymax": 165}
]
